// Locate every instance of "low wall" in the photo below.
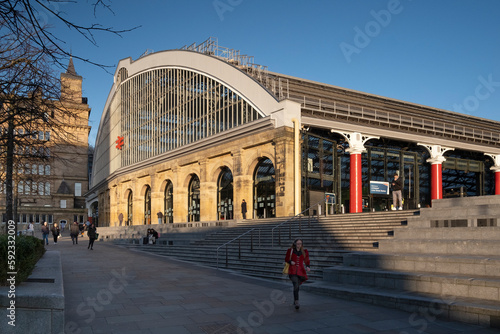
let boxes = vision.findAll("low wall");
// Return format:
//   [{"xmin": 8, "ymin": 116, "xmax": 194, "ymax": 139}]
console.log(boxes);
[
  {"xmin": 0, "ymin": 251, "xmax": 64, "ymax": 334},
  {"xmin": 96, "ymin": 220, "xmax": 236, "ymax": 243}
]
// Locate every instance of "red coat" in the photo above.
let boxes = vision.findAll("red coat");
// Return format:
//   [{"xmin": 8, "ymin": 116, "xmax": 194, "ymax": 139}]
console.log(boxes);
[{"xmin": 285, "ymin": 248, "xmax": 310, "ymax": 279}]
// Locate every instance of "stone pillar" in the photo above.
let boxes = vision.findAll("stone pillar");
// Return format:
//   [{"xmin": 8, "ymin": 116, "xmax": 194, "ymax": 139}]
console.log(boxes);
[
  {"xmin": 485, "ymin": 154, "xmax": 500, "ymax": 195},
  {"xmin": 274, "ymin": 137, "xmax": 295, "ymax": 217},
  {"xmin": 172, "ymin": 165, "xmax": 188, "ymax": 224},
  {"xmin": 332, "ymin": 131, "xmax": 378, "ymax": 213},
  {"xmin": 233, "ymin": 150, "xmax": 253, "ymax": 220},
  {"xmin": 419, "ymin": 144, "xmax": 453, "ymax": 201}
]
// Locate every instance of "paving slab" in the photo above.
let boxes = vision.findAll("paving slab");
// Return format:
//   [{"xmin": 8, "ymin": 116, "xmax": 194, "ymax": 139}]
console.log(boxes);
[{"xmin": 49, "ymin": 236, "xmax": 497, "ymax": 333}]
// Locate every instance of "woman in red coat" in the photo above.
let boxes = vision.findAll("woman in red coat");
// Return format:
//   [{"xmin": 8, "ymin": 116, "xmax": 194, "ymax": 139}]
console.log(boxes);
[{"xmin": 285, "ymin": 239, "xmax": 310, "ymax": 309}]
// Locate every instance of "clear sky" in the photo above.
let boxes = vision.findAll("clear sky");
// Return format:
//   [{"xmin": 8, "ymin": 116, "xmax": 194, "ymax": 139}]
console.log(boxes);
[{"xmin": 46, "ymin": 0, "xmax": 500, "ymax": 146}]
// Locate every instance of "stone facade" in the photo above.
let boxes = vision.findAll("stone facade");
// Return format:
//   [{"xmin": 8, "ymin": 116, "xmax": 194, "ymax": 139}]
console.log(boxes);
[
  {"xmin": 101, "ymin": 126, "xmax": 295, "ymax": 226},
  {"xmin": 0, "ymin": 58, "xmax": 90, "ymax": 229}
]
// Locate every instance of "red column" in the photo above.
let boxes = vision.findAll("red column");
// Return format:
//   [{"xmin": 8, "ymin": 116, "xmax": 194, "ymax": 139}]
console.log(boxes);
[
  {"xmin": 496, "ymin": 171, "xmax": 500, "ymax": 195},
  {"xmin": 430, "ymin": 163, "xmax": 443, "ymax": 200},
  {"xmin": 350, "ymin": 153, "xmax": 362, "ymax": 213}
]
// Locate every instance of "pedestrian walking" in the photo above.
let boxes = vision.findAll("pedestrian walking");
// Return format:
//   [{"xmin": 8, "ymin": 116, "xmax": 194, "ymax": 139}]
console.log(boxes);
[
  {"xmin": 241, "ymin": 199, "xmax": 247, "ymax": 219},
  {"xmin": 70, "ymin": 221, "xmax": 80, "ymax": 245},
  {"xmin": 87, "ymin": 223, "xmax": 97, "ymax": 250},
  {"xmin": 284, "ymin": 239, "xmax": 310, "ymax": 309},
  {"xmin": 41, "ymin": 222, "xmax": 49, "ymax": 245},
  {"xmin": 51, "ymin": 223, "xmax": 60, "ymax": 244}
]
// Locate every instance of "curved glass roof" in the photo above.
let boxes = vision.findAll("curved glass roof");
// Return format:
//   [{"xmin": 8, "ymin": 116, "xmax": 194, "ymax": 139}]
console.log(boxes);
[{"xmin": 118, "ymin": 67, "xmax": 263, "ymax": 166}]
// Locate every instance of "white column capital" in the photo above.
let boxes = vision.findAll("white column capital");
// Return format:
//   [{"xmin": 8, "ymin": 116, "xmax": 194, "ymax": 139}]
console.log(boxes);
[
  {"xmin": 418, "ymin": 143, "xmax": 454, "ymax": 165},
  {"xmin": 485, "ymin": 153, "xmax": 500, "ymax": 171},
  {"xmin": 332, "ymin": 131, "xmax": 379, "ymax": 155}
]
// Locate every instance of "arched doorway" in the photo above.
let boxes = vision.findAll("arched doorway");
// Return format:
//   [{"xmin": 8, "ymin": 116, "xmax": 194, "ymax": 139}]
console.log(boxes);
[
  {"xmin": 254, "ymin": 157, "xmax": 276, "ymax": 219},
  {"xmin": 217, "ymin": 167, "xmax": 233, "ymax": 220},
  {"xmin": 144, "ymin": 186, "xmax": 151, "ymax": 224},
  {"xmin": 127, "ymin": 192, "xmax": 133, "ymax": 226},
  {"xmin": 188, "ymin": 175, "xmax": 200, "ymax": 222},
  {"xmin": 164, "ymin": 181, "xmax": 173, "ymax": 223}
]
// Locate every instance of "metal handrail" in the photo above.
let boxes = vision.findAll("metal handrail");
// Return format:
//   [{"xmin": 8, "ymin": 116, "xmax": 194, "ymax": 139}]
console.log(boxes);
[
  {"xmin": 215, "ymin": 201, "xmax": 324, "ymax": 269},
  {"xmin": 216, "ymin": 228, "xmax": 261, "ymax": 269},
  {"xmin": 271, "ymin": 200, "xmax": 323, "ymax": 247}
]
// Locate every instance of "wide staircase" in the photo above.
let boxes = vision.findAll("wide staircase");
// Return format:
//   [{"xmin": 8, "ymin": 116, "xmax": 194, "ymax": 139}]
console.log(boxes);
[
  {"xmin": 113, "ymin": 211, "xmax": 414, "ymax": 281},
  {"xmin": 303, "ymin": 196, "xmax": 500, "ymax": 328}
]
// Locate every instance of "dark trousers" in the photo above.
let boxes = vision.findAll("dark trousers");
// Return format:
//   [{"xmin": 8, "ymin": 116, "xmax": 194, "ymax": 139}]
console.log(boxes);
[
  {"xmin": 53, "ymin": 235, "xmax": 58, "ymax": 243},
  {"xmin": 71, "ymin": 233, "xmax": 78, "ymax": 244},
  {"xmin": 88, "ymin": 238, "xmax": 95, "ymax": 249},
  {"xmin": 289, "ymin": 275, "xmax": 306, "ymax": 301}
]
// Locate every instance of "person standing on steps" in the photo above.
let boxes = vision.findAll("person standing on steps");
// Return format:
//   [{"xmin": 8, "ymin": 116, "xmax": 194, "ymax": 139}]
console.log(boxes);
[
  {"xmin": 285, "ymin": 239, "xmax": 311, "ymax": 310},
  {"xmin": 241, "ymin": 199, "xmax": 247, "ymax": 220},
  {"xmin": 391, "ymin": 173, "xmax": 403, "ymax": 211}
]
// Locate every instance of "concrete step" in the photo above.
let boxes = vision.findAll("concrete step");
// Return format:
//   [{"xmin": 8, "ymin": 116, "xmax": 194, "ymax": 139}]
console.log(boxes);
[
  {"xmin": 117, "ymin": 243, "xmax": 346, "ymax": 280},
  {"xmin": 343, "ymin": 252, "xmax": 500, "ymax": 277},
  {"xmin": 392, "ymin": 227, "xmax": 500, "ymax": 240},
  {"xmin": 379, "ymin": 239, "xmax": 500, "ymax": 256},
  {"xmin": 302, "ymin": 281, "xmax": 500, "ymax": 328},
  {"xmin": 323, "ymin": 266, "xmax": 500, "ymax": 302}
]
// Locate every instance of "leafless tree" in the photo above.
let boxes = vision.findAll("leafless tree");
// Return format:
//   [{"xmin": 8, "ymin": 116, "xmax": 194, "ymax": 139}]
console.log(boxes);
[{"xmin": 0, "ymin": 1, "xmax": 137, "ymax": 231}]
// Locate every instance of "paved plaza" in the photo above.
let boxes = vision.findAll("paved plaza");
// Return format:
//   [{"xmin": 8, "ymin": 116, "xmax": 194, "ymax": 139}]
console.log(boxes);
[{"xmin": 55, "ymin": 235, "xmax": 496, "ymax": 334}]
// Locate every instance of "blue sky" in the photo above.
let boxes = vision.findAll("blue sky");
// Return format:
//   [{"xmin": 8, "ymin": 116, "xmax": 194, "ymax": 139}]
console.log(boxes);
[{"xmin": 46, "ymin": 0, "xmax": 500, "ymax": 146}]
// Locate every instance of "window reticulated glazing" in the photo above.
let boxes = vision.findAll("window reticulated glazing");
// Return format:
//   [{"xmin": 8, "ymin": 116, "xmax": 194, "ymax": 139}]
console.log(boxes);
[{"xmin": 119, "ymin": 68, "xmax": 263, "ymax": 166}]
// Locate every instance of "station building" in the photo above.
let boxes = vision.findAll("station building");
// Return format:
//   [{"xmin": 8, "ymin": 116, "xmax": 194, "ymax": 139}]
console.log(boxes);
[{"xmin": 86, "ymin": 38, "xmax": 500, "ymax": 227}]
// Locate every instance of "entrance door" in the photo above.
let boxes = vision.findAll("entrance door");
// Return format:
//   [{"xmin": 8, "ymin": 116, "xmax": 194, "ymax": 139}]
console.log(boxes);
[{"xmin": 254, "ymin": 158, "xmax": 275, "ymax": 219}]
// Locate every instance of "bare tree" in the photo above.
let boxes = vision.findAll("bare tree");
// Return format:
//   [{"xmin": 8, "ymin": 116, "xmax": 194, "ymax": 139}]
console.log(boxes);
[
  {"xmin": 0, "ymin": 0, "xmax": 137, "ymax": 69},
  {"xmin": 0, "ymin": 1, "xmax": 137, "ymax": 231}
]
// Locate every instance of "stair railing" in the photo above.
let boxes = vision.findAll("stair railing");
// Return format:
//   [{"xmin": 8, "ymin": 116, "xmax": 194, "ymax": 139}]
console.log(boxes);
[
  {"xmin": 215, "ymin": 201, "xmax": 325, "ymax": 269},
  {"xmin": 216, "ymin": 228, "xmax": 261, "ymax": 269},
  {"xmin": 271, "ymin": 201, "xmax": 323, "ymax": 247}
]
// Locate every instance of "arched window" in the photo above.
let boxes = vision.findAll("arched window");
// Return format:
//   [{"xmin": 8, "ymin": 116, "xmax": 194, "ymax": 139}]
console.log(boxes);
[
  {"xmin": 254, "ymin": 158, "xmax": 276, "ymax": 219},
  {"xmin": 164, "ymin": 181, "xmax": 173, "ymax": 224},
  {"xmin": 144, "ymin": 186, "xmax": 151, "ymax": 225},
  {"xmin": 127, "ymin": 192, "xmax": 133, "ymax": 225},
  {"xmin": 217, "ymin": 167, "xmax": 233, "ymax": 220},
  {"xmin": 188, "ymin": 175, "xmax": 200, "ymax": 222}
]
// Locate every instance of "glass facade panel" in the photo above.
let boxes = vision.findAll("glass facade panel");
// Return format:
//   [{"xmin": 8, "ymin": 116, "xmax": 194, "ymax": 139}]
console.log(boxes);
[
  {"xmin": 164, "ymin": 182, "xmax": 173, "ymax": 224},
  {"xmin": 188, "ymin": 175, "xmax": 200, "ymax": 222},
  {"xmin": 119, "ymin": 68, "xmax": 262, "ymax": 167},
  {"xmin": 217, "ymin": 168, "xmax": 233, "ymax": 220},
  {"xmin": 144, "ymin": 186, "xmax": 151, "ymax": 225},
  {"xmin": 254, "ymin": 158, "xmax": 276, "ymax": 219}
]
